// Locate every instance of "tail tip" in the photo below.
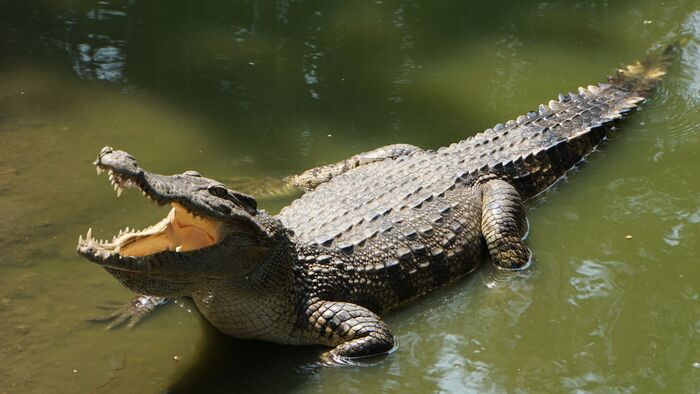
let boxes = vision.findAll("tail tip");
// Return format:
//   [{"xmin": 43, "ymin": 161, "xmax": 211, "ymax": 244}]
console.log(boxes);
[{"xmin": 610, "ymin": 41, "xmax": 681, "ymax": 93}]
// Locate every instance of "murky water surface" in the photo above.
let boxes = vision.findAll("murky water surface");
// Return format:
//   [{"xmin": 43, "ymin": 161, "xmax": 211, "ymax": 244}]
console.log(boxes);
[{"xmin": 1, "ymin": 1, "xmax": 699, "ymax": 392}]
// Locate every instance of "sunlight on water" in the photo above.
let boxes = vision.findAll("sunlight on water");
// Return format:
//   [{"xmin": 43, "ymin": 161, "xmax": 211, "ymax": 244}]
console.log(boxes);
[{"xmin": 0, "ymin": 0, "xmax": 699, "ymax": 392}]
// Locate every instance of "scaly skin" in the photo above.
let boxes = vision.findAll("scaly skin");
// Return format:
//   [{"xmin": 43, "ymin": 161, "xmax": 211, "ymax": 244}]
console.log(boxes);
[{"xmin": 77, "ymin": 46, "xmax": 675, "ymax": 360}]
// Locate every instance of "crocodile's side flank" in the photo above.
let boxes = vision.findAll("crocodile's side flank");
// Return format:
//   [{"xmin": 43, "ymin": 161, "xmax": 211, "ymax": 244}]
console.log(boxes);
[{"xmin": 77, "ymin": 46, "xmax": 675, "ymax": 360}]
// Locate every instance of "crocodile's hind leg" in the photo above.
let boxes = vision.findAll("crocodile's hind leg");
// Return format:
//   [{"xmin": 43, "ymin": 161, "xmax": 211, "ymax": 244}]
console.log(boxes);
[
  {"xmin": 90, "ymin": 295, "xmax": 168, "ymax": 329},
  {"xmin": 305, "ymin": 300, "xmax": 395, "ymax": 360},
  {"xmin": 289, "ymin": 144, "xmax": 421, "ymax": 191},
  {"xmin": 480, "ymin": 179, "xmax": 531, "ymax": 269}
]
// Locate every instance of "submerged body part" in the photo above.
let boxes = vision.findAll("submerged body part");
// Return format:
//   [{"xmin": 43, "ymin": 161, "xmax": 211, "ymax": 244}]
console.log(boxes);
[{"xmin": 77, "ymin": 46, "xmax": 675, "ymax": 360}]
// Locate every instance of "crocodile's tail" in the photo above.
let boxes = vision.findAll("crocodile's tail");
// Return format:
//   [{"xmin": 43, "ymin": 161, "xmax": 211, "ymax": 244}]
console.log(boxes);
[
  {"xmin": 515, "ymin": 43, "xmax": 679, "ymax": 198},
  {"xmin": 445, "ymin": 43, "xmax": 679, "ymax": 199}
]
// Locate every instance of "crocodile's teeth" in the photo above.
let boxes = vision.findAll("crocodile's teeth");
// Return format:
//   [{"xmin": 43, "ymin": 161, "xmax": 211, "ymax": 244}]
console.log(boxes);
[
  {"xmin": 175, "ymin": 246, "xmax": 182, "ymax": 252},
  {"xmin": 87, "ymin": 237, "xmax": 95, "ymax": 249},
  {"xmin": 116, "ymin": 186, "xmax": 124, "ymax": 197},
  {"xmin": 79, "ymin": 234, "xmax": 83, "ymax": 244},
  {"xmin": 96, "ymin": 166, "xmax": 103, "ymax": 175},
  {"xmin": 86, "ymin": 228, "xmax": 92, "ymax": 240}
]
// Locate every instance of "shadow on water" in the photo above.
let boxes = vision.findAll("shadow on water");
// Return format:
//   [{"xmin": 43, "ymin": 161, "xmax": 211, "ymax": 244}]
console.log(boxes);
[{"xmin": 167, "ymin": 321, "xmax": 321, "ymax": 394}]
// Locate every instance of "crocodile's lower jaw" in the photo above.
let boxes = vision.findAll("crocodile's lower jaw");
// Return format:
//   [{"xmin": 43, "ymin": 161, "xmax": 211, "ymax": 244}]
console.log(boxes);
[{"xmin": 77, "ymin": 203, "xmax": 223, "ymax": 260}]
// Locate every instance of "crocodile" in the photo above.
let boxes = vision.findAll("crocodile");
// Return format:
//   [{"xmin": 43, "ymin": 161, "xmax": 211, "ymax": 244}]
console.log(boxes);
[{"xmin": 77, "ymin": 46, "xmax": 675, "ymax": 361}]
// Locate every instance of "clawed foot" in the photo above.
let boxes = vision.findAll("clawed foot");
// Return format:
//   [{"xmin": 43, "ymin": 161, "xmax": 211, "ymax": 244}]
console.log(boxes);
[
  {"xmin": 319, "ymin": 335, "xmax": 398, "ymax": 366},
  {"xmin": 90, "ymin": 295, "xmax": 168, "ymax": 330}
]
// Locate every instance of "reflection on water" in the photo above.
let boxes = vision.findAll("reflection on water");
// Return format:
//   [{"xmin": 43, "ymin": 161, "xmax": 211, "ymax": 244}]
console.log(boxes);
[
  {"xmin": 1, "ymin": 0, "xmax": 700, "ymax": 392},
  {"xmin": 68, "ymin": 2, "xmax": 129, "ymax": 83}
]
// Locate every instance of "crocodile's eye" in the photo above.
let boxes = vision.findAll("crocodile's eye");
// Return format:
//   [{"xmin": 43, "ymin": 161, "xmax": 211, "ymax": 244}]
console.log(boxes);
[{"xmin": 208, "ymin": 185, "xmax": 229, "ymax": 198}]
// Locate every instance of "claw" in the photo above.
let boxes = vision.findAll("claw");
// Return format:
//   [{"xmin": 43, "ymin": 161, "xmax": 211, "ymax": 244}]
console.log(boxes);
[{"xmin": 89, "ymin": 295, "xmax": 168, "ymax": 330}]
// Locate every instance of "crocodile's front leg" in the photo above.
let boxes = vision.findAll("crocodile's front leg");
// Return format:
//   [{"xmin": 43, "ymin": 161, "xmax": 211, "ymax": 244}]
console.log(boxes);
[
  {"xmin": 305, "ymin": 299, "xmax": 395, "ymax": 360},
  {"xmin": 91, "ymin": 295, "xmax": 168, "ymax": 329},
  {"xmin": 289, "ymin": 144, "xmax": 421, "ymax": 191},
  {"xmin": 480, "ymin": 179, "xmax": 531, "ymax": 269}
]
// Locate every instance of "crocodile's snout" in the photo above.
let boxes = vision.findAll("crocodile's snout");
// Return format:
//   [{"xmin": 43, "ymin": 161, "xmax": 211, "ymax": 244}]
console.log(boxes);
[{"xmin": 93, "ymin": 146, "xmax": 143, "ymax": 179}]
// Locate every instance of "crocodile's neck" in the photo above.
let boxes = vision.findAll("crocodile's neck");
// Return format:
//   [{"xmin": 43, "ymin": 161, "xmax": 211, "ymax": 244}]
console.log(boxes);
[{"xmin": 192, "ymin": 216, "xmax": 302, "ymax": 343}]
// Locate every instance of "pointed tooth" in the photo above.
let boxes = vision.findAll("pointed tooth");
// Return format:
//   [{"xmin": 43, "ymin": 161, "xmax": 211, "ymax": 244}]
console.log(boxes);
[
  {"xmin": 96, "ymin": 167, "xmax": 102, "ymax": 175},
  {"xmin": 79, "ymin": 234, "xmax": 83, "ymax": 244},
  {"xmin": 87, "ymin": 228, "xmax": 92, "ymax": 239},
  {"xmin": 116, "ymin": 186, "xmax": 124, "ymax": 197},
  {"xmin": 87, "ymin": 238, "xmax": 95, "ymax": 249},
  {"xmin": 176, "ymin": 246, "xmax": 182, "ymax": 252},
  {"xmin": 125, "ymin": 226, "xmax": 130, "ymax": 232}
]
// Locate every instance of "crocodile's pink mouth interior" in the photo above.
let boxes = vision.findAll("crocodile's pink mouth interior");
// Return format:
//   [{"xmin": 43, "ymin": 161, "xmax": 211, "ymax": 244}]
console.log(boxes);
[
  {"xmin": 119, "ymin": 203, "xmax": 222, "ymax": 256},
  {"xmin": 81, "ymin": 203, "xmax": 223, "ymax": 257}
]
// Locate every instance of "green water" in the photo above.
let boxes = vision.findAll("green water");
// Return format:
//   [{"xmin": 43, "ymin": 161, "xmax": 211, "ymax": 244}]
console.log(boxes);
[{"xmin": 1, "ymin": 1, "xmax": 699, "ymax": 392}]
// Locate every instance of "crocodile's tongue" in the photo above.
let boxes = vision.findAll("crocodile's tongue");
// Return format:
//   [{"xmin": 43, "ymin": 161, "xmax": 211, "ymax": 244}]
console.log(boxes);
[{"xmin": 117, "ymin": 203, "xmax": 221, "ymax": 257}]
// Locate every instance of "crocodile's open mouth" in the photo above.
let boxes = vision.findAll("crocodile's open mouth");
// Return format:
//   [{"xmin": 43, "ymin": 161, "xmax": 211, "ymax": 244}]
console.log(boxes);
[{"xmin": 76, "ymin": 163, "xmax": 223, "ymax": 262}]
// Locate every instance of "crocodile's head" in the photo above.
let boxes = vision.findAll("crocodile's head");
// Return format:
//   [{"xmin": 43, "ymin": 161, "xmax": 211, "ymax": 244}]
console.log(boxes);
[{"xmin": 77, "ymin": 147, "xmax": 276, "ymax": 296}]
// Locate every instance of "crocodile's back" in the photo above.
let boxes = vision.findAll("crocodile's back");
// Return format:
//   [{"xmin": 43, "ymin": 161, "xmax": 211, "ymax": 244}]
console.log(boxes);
[{"xmin": 280, "ymin": 151, "xmax": 467, "ymax": 245}]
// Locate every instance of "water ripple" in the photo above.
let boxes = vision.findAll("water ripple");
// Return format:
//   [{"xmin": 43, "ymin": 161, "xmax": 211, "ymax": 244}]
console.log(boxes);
[
  {"xmin": 605, "ymin": 177, "xmax": 684, "ymax": 220},
  {"xmin": 568, "ymin": 260, "xmax": 619, "ymax": 302},
  {"xmin": 644, "ymin": 11, "xmax": 700, "ymax": 151}
]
